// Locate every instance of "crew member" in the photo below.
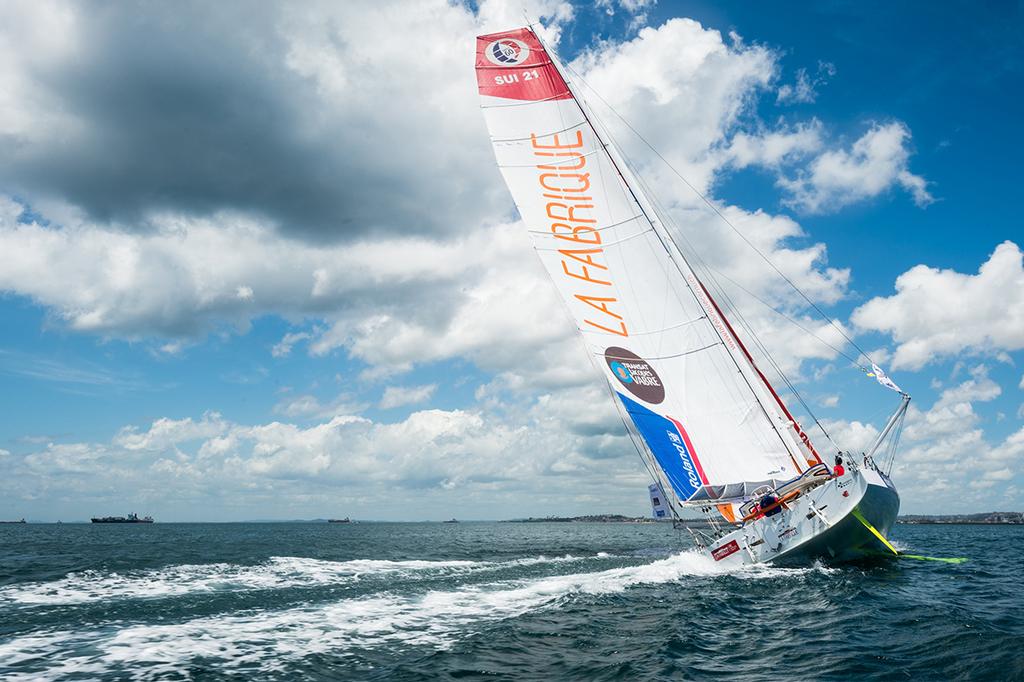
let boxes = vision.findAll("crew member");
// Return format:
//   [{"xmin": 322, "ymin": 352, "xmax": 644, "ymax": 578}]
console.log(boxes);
[
  {"xmin": 833, "ymin": 454, "xmax": 845, "ymax": 478},
  {"xmin": 760, "ymin": 492, "xmax": 782, "ymax": 517}
]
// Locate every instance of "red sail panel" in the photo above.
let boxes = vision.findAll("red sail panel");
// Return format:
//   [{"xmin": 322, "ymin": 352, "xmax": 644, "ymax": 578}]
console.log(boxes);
[{"xmin": 476, "ymin": 28, "xmax": 572, "ymax": 102}]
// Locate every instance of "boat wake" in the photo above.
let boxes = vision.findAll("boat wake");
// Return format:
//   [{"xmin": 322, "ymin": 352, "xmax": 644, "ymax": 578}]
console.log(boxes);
[
  {"xmin": 0, "ymin": 550, "xmax": 833, "ymax": 679},
  {"xmin": 0, "ymin": 553, "xmax": 603, "ymax": 607}
]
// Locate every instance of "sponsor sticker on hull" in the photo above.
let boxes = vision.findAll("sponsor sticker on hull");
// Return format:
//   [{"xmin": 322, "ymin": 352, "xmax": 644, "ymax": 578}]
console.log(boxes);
[{"xmin": 712, "ymin": 539, "xmax": 740, "ymax": 561}]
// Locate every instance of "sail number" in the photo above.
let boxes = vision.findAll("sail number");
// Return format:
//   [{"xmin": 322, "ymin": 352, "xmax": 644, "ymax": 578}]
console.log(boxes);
[{"xmin": 494, "ymin": 70, "xmax": 540, "ymax": 85}]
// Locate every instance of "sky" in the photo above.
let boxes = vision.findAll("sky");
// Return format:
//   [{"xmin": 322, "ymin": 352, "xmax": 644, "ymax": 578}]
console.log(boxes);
[{"xmin": 0, "ymin": 0, "xmax": 1021, "ymax": 521}]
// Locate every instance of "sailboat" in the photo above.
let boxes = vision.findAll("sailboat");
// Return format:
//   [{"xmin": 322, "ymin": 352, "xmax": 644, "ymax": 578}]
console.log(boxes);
[{"xmin": 476, "ymin": 27, "xmax": 911, "ymax": 564}]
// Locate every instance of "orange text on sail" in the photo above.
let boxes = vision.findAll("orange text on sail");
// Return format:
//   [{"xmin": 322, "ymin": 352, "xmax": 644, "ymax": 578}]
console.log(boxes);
[{"xmin": 531, "ymin": 130, "xmax": 628, "ymax": 337}]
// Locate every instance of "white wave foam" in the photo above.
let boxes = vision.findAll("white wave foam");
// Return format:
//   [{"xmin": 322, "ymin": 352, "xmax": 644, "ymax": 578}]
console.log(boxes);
[
  {"xmin": 0, "ymin": 550, "xmax": 827, "ymax": 679},
  {"xmin": 0, "ymin": 554, "xmax": 598, "ymax": 606}
]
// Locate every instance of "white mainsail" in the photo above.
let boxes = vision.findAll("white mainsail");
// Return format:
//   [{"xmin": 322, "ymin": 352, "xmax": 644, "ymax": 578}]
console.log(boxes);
[{"xmin": 476, "ymin": 28, "xmax": 823, "ymax": 513}]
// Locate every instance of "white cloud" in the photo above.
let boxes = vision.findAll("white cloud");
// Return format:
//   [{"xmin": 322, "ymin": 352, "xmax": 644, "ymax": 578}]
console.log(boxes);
[
  {"xmin": 776, "ymin": 61, "xmax": 835, "ymax": 104},
  {"xmin": 821, "ymin": 369, "xmax": 1020, "ymax": 511},
  {"xmin": 595, "ymin": 0, "xmax": 656, "ymax": 30},
  {"xmin": 725, "ymin": 120, "xmax": 823, "ymax": 169},
  {"xmin": 271, "ymin": 332, "xmax": 312, "ymax": 358},
  {"xmin": 779, "ymin": 122, "xmax": 932, "ymax": 213},
  {"xmin": 114, "ymin": 413, "xmax": 228, "ymax": 451},
  {"xmin": 821, "ymin": 418, "xmax": 879, "ymax": 454},
  {"xmin": 0, "ymin": 0, "xmax": 79, "ymax": 140},
  {"xmin": 852, "ymin": 241, "xmax": 1024, "ymax": 370},
  {"xmin": 0, "ymin": 13, "xmax": 857, "ymax": 392},
  {"xmin": 571, "ymin": 18, "xmax": 778, "ymax": 196},
  {"xmin": 3, "ymin": 395, "xmax": 647, "ymax": 520},
  {"xmin": 271, "ymin": 393, "xmax": 366, "ymax": 420},
  {"xmin": 2, "ymin": 6, "xmax": 1003, "ymax": 519},
  {"xmin": 380, "ymin": 384, "xmax": 438, "ymax": 409}
]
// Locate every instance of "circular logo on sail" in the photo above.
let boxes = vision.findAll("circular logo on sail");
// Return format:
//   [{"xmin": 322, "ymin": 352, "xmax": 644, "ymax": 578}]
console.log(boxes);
[
  {"xmin": 485, "ymin": 38, "xmax": 530, "ymax": 66},
  {"xmin": 605, "ymin": 347, "xmax": 664, "ymax": 404}
]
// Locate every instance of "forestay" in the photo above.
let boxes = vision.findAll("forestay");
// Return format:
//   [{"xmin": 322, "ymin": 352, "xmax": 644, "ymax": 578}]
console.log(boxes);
[{"xmin": 476, "ymin": 28, "xmax": 821, "ymax": 509}]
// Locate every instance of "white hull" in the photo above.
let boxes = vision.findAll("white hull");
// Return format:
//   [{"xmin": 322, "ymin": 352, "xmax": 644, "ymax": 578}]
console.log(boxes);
[{"xmin": 700, "ymin": 464, "xmax": 900, "ymax": 566}]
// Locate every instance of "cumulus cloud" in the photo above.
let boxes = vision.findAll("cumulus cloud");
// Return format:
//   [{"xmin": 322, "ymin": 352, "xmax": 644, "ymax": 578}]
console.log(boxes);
[
  {"xmin": 820, "ymin": 367, "xmax": 1020, "ymax": 511},
  {"xmin": 892, "ymin": 367, "xmax": 1018, "ymax": 504},
  {"xmin": 0, "ymin": 1, "xmax": 583, "ymax": 242},
  {"xmin": 114, "ymin": 413, "xmax": 228, "ymax": 452},
  {"xmin": 2, "ymin": 396, "xmax": 646, "ymax": 520},
  {"xmin": 0, "ymin": 12, "xmax": 860, "ymax": 393},
  {"xmin": 571, "ymin": 18, "xmax": 778, "ymax": 196},
  {"xmin": 2, "ymin": 3, "xmax": 991, "ymax": 518},
  {"xmin": 779, "ymin": 122, "xmax": 932, "ymax": 213},
  {"xmin": 852, "ymin": 241, "xmax": 1024, "ymax": 370},
  {"xmin": 724, "ymin": 119, "xmax": 824, "ymax": 169}
]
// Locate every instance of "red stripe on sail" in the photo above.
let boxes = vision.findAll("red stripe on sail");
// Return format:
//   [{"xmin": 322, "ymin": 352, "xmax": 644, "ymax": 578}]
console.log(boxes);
[
  {"xmin": 694, "ymin": 278, "xmax": 821, "ymax": 470},
  {"xmin": 476, "ymin": 28, "xmax": 572, "ymax": 102},
  {"xmin": 667, "ymin": 415, "xmax": 709, "ymax": 485}
]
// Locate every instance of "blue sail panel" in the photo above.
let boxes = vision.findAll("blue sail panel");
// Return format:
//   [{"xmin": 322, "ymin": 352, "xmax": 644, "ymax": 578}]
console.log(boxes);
[{"xmin": 617, "ymin": 392, "xmax": 707, "ymax": 501}]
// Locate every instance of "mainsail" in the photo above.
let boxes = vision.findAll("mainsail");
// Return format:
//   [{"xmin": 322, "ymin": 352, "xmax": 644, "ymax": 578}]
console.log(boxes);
[{"xmin": 476, "ymin": 28, "xmax": 822, "ymax": 513}]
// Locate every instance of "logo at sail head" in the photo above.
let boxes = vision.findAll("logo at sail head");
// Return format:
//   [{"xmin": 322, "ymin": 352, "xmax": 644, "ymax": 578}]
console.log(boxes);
[
  {"xmin": 605, "ymin": 347, "xmax": 664, "ymax": 404},
  {"xmin": 485, "ymin": 38, "xmax": 530, "ymax": 66}
]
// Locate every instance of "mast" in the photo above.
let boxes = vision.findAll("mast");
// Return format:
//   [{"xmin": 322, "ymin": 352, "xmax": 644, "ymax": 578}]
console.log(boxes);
[{"xmin": 536, "ymin": 31, "xmax": 816, "ymax": 474}]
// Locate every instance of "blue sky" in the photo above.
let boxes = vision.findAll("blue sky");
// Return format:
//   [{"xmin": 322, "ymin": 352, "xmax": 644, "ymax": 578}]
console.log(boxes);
[{"xmin": 0, "ymin": 0, "xmax": 1021, "ymax": 521}]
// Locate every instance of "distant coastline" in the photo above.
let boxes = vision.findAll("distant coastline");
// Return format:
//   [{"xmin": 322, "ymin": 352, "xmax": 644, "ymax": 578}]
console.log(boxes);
[
  {"xmin": 898, "ymin": 512, "xmax": 1023, "ymax": 525},
  {"xmin": 504, "ymin": 515, "xmax": 670, "ymax": 523},
  {"xmin": 3, "ymin": 511, "xmax": 1022, "ymax": 524}
]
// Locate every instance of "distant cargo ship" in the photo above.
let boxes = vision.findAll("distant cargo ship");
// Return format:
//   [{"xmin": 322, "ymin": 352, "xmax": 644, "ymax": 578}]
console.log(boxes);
[
  {"xmin": 327, "ymin": 517, "xmax": 350, "ymax": 523},
  {"xmin": 91, "ymin": 513, "xmax": 154, "ymax": 524},
  {"xmin": 0, "ymin": 518, "xmax": 26, "ymax": 524}
]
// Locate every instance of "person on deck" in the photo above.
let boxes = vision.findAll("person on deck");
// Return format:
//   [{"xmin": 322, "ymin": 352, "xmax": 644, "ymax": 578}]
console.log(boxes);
[
  {"xmin": 759, "ymin": 492, "xmax": 782, "ymax": 518},
  {"xmin": 833, "ymin": 454, "xmax": 845, "ymax": 478}
]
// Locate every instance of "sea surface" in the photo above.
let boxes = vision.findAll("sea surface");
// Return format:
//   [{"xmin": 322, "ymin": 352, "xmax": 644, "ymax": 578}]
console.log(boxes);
[{"xmin": 0, "ymin": 522, "xmax": 1020, "ymax": 680}]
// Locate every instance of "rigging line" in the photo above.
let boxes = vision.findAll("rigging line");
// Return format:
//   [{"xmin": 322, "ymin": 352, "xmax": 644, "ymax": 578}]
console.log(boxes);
[
  {"xmin": 587, "ymin": 101, "xmax": 825, "ymax": 459},
  {"xmin": 621, "ymin": 133, "xmax": 840, "ymax": 451},
  {"xmin": 527, "ymin": 213, "xmax": 645, "ymax": 236},
  {"xmin": 538, "ymin": 37, "xmax": 805, "ymax": 471},
  {"xmin": 533, "ymin": 226, "xmax": 652, "ymax": 250},
  {"xmin": 610, "ymin": 379, "xmax": 688, "ymax": 519},
  {"xmin": 517, "ymin": 119, "xmax": 685, "ymax": 519},
  {"xmin": 706, "ymin": 265, "xmax": 866, "ymax": 369},
  {"xmin": 559, "ymin": 61, "xmax": 877, "ymax": 368},
  {"xmin": 491, "ymin": 120, "xmax": 587, "ymax": 143},
  {"xmin": 600, "ymin": 342, "xmax": 721, "ymax": 361},
  {"xmin": 529, "ymin": 37, "xmax": 804, "ymax": 492},
  {"xmin": 505, "ymin": 20, "xmax": 683, "ymax": 515}
]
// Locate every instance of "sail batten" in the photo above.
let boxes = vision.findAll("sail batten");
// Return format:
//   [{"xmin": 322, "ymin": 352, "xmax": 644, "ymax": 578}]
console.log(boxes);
[{"xmin": 477, "ymin": 27, "xmax": 812, "ymax": 503}]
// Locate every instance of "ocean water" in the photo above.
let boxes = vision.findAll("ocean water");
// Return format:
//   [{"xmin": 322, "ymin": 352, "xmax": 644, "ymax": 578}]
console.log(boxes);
[{"xmin": 0, "ymin": 522, "xmax": 1020, "ymax": 680}]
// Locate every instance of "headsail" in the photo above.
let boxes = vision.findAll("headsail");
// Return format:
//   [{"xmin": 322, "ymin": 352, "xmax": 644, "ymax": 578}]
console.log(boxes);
[{"xmin": 476, "ymin": 28, "xmax": 820, "ymax": 508}]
